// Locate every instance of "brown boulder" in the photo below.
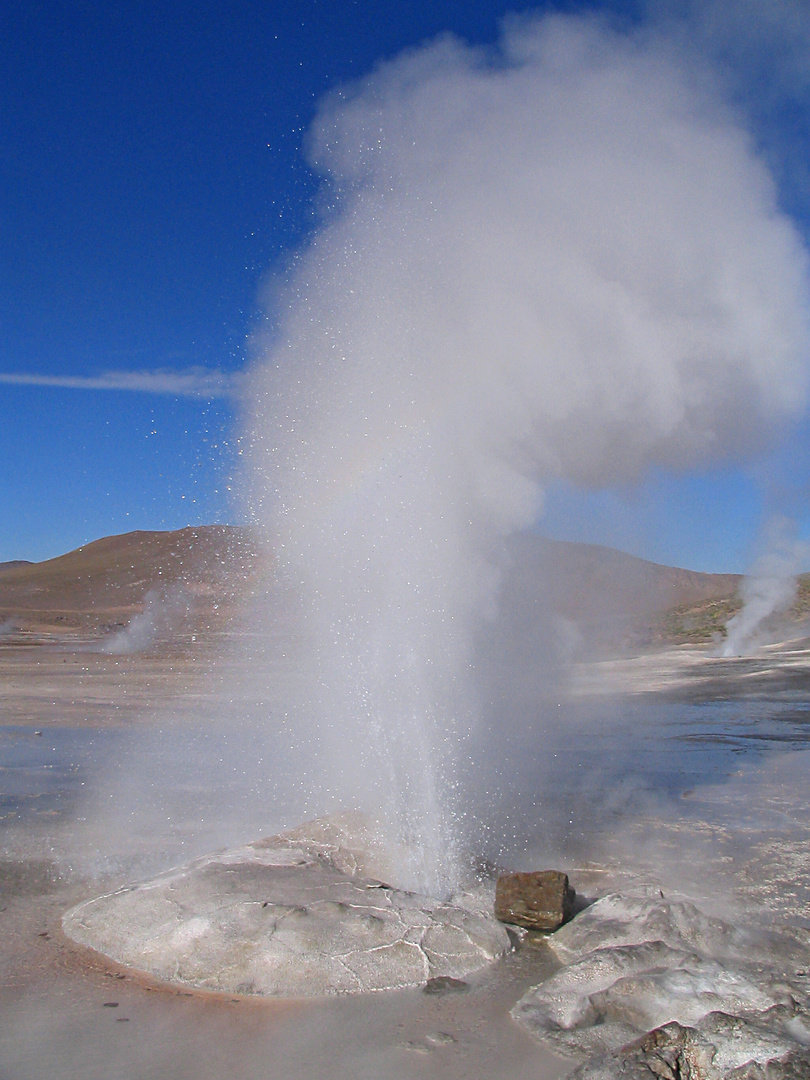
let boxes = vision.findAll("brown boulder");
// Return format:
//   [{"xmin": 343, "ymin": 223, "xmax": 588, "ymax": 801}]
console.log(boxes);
[{"xmin": 494, "ymin": 870, "xmax": 575, "ymax": 931}]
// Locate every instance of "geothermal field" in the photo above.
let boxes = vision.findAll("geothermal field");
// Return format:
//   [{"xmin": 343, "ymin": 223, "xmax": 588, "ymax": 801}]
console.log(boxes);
[
  {"xmin": 1, "ymin": 527, "xmax": 810, "ymax": 1079},
  {"xmin": 5, "ymin": 10, "xmax": 810, "ymax": 1079}
]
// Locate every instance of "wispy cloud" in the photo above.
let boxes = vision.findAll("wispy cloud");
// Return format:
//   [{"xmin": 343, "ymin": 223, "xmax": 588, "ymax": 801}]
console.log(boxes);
[{"xmin": 0, "ymin": 367, "xmax": 238, "ymax": 399}]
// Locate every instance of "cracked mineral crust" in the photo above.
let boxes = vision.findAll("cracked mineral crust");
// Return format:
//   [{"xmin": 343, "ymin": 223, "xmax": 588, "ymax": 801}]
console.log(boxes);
[{"xmin": 61, "ymin": 815, "xmax": 511, "ymax": 996}]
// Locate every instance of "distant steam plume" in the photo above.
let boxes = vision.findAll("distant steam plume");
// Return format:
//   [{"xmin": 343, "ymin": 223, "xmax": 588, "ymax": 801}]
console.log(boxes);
[
  {"xmin": 99, "ymin": 584, "xmax": 191, "ymax": 655},
  {"xmin": 720, "ymin": 518, "xmax": 810, "ymax": 656},
  {"xmin": 244, "ymin": 13, "xmax": 810, "ymax": 894}
]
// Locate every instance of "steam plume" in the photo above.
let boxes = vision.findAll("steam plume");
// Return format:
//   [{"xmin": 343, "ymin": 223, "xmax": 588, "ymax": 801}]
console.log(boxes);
[
  {"xmin": 99, "ymin": 584, "xmax": 191, "ymax": 655},
  {"xmin": 720, "ymin": 518, "xmax": 810, "ymax": 656},
  {"xmin": 244, "ymin": 13, "xmax": 810, "ymax": 895}
]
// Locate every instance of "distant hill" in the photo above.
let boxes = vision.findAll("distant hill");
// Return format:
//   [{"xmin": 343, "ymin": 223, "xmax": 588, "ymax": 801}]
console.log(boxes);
[
  {"xmin": 494, "ymin": 535, "xmax": 742, "ymax": 651},
  {"xmin": 1, "ymin": 524, "xmax": 792, "ymax": 651},
  {"xmin": 0, "ymin": 526, "xmax": 265, "ymax": 637}
]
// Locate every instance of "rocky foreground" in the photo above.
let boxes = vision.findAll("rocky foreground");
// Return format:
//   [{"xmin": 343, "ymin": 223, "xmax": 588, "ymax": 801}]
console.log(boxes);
[
  {"xmin": 512, "ymin": 888, "xmax": 810, "ymax": 1079},
  {"xmin": 61, "ymin": 816, "xmax": 810, "ymax": 1078}
]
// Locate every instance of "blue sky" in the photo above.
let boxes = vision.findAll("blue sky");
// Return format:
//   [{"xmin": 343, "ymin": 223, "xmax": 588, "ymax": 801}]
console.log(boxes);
[{"xmin": 2, "ymin": 0, "xmax": 809, "ymax": 572}]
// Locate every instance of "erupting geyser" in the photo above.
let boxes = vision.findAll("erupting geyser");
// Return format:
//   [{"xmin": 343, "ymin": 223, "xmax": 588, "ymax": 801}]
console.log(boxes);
[{"xmin": 243, "ymin": 14, "xmax": 810, "ymax": 896}]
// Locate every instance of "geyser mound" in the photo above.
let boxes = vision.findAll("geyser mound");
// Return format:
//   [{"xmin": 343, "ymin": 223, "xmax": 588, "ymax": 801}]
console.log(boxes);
[
  {"xmin": 61, "ymin": 815, "xmax": 511, "ymax": 997},
  {"xmin": 242, "ymin": 13, "xmax": 810, "ymax": 895}
]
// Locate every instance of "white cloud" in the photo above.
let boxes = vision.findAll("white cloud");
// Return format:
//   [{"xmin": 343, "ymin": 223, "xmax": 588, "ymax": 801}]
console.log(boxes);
[{"xmin": 0, "ymin": 367, "xmax": 236, "ymax": 399}]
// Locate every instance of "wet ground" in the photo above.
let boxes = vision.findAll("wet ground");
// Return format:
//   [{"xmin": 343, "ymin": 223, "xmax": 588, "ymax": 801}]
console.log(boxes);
[
  {"xmin": 1, "ymin": 635, "xmax": 810, "ymax": 1078},
  {"xmin": 0, "ymin": 877, "xmax": 570, "ymax": 1080}
]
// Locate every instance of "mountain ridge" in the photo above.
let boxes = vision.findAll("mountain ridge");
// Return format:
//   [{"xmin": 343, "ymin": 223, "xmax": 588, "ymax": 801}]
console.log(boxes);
[{"xmin": 0, "ymin": 525, "xmax": 748, "ymax": 648}]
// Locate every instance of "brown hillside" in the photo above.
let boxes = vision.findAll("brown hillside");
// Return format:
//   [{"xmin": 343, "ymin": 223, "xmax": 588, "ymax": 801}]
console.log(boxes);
[
  {"xmin": 0, "ymin": 526, "xmax": 266, "ymax": 636},
  {"xmin": 498, "ymin": 535, "xmax": 741, "ymax": 648},
  {"xmin": 0, "ymin": 526, "xmax": 757, "ymax": 650},
  {"xmin": 534, "ymin": 538, "xmax": 740, "ymax": 619}
]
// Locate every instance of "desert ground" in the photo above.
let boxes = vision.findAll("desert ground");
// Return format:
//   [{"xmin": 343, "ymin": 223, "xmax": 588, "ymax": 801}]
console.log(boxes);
[{"xmin": 1, "ymin": 529, "xmax": 810, "ymax": 1078}]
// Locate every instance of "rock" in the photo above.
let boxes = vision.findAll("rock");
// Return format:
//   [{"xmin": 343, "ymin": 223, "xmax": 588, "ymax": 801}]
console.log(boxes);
[
  {"xmin": 589, "ymin": 959, "xmax": 786, "ymax": 1033},
  {"xmin": 62, "ymin": 817, "xmax": 511, "ymax": 997},
  {"xmin": 512, "ymin": 940, "xmax": 697, "ymax": 1036},
  {"xmin": 423, "ymin": 975, "xmax": 469, "ymax": 994},
  {"xmin": 569, "ymin": 1021, "xmax": 715, "ymax": 1080},
  {"xmin": 424, "ymin": 1031, "xmax": 456, "ymax": 1046},
  {"xmin": 567, "ymin": 1018, "xmax": 810, "ymax": 1080},
  {"xmin": 510, "ymin": 887, "xmax": 810, "ymax": 1079},
  {"xmin": 494, "ymin": 870, "xmax": 575, "ymax": 931},
  {"xmin": 547, "ymin": 888, "xmax": 741, "ymax": 965}
]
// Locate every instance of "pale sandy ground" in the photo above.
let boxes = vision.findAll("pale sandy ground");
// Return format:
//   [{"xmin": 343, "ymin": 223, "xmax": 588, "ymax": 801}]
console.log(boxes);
[
  {"xmin": 570, "ymin": 634, "xmax": 810, "ymax": 699},
  {"xmin": 2, "ymin": 634, "xmax": 810, "ymax": 1079}
]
